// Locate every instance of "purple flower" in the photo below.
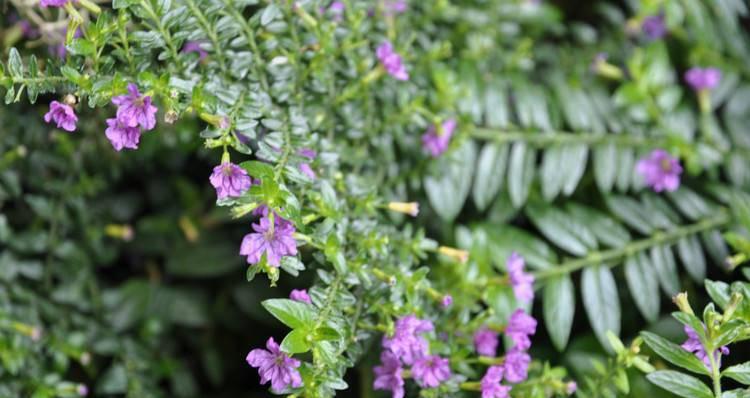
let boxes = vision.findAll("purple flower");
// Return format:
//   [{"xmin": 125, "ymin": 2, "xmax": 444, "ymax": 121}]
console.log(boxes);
[
  {"xmin": 376, "ymin": 42, "xmax": 409, "ymax": 81},
  {"xmin": 246, "ymin": 337, "xmax": 303, "ymax": 392},
  {"xmin": 111, "ymin": 83, "xmax": 158, "ymax": 130},
  {"xmin": 681, "ymin": 325, "xmax": 729, "ymax": 371},
  {"xmin": 383, "ymin": 0, "xmax": 407, "ymax": 14},
  {"xmin": 381, "ymin": 314, "xmax": 433, "ymax": 365},
  {"xmin": 505, "ymin": 309, "xmax": 537, "ymax": 351},
  {"xmin": 105, "ymin": 117, "xmax": 142, "ymax": 151},
  {"xmin": 18, "ymin": 20, "xmax": 39, "ymax": 38},
  {"xmin": 441, "ymin": 295, "xmax": 453, "ymax": 308},
  {"xmin": 474, "ymin": 327, "xmax": 499, "ymax": 357},
  {"xmin": 181, "ymin": 41, "xmax": 208, "ymax": 60},
  {"xmin": 298, "ymin": 148, "xmax": 317, "ymax": 179},
  {"xmin": 503, "ymin": 349, "xmax": 531, "ymax": 383},
  {"xmin": 76, "ymin": 385, "xmax": 88, "ymax": 396},
  {"xmin": 411, "ymin": 355, "xmax": 451, "ymax": 388},
  {"xmin": 44, "ymin": 101, "xmax": 77, "ymax": 132},
  {"xmin": 421, "ymin": 119, "xmax": 457, "ymax": 157},
  {"xmin": 240, "ymin": 214, "xmax": 298, "ymax": 266},
  {"xmin": 209, "ymin": 162, "xmax": 252, "ymax": 199},
  {"xmin": 481, "ymin": 366, "xmax": 512, "ymax": 398},
  {"xmin": 324, "ymin": 1, "xmax": 345, "ymax": 21},
  {"xmin": 507, "ymin": 252, "xmax": 534, "ymax": 303},
  {"xmin": 685, "ymin": 67, "xmax": 722, "ymax": 91},
  {"xmin": 373, "ymin": 351, "xmax": 404, "ymax": 398},
  {"xmin": 642, "ymin": 15, "xmax": 666, "ymax": 40},
  {"xmin": 289, "ymin": 289, "xmax": 312, "ymax": 304},
  {"xmin": 40, "ymin": 0, "xmax": 73, "ymax": 7},
  {"xmin": 636, "ymin": 149, "xmax": 682, "ymax": 192},
  {"xmin": 566, "ymin": 381, "xmax": 577, "ymax": 395}
]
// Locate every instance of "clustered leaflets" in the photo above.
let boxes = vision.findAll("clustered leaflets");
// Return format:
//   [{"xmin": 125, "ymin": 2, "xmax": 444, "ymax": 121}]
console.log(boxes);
[
  {"xmin": 246, "ymin": 337, "xmax": 303, "ymax": 392},
  {"xmin": 636, "ymin": 149, "xmax": 683, "ymax": 193}
]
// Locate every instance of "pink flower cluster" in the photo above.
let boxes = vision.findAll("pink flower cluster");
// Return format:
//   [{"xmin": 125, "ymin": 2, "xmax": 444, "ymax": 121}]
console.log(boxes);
[{"xmin": 374, "ymin": 315, "xmax": 452, "ymax": 397}]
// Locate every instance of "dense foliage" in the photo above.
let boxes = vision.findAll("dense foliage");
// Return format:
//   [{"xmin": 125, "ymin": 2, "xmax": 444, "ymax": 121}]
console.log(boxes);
[{"xmin": 1, "ymin": 0, "xmax": 750, "ymax": 397}]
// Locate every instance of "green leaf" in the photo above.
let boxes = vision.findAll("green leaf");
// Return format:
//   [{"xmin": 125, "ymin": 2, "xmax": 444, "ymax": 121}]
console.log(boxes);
[
  {"xmin": 526, "ymin": 201, "xmax": 596, "ymax": 256},
  {"xmin": 281, "ymin": 328, "xmax": 311, "ymax": 354},
  {"xmin": 646, "ymin": 370, "xmax": 713, "ymax": 398},
  {"xmin": 705, "ymin": 280, "xmax": 731, "ymax": 310},
  {"xmin": 668, "ymin": 188, "xmax": 714, "ymax": 221},
  {"xmin": 677, "ymin": 235, "xmax": 707, "ymax": 282},
  {"xmin": 641, "ymin": 331, "xmax": 710, "ymax": 375},
  {"xmin": 651, "ymin": 245, "xmax": 680, "ymax": 295},
  {"xmin": 507, "ymin": 142, "xmax": 536, "ymax": 208},
  {"xmin": 472, "ymin": 143, "xmax": 508, "ymax": 211},
  {"xmin": 594, "ymin": 143, "xmax": 618, "ymax": 193},
  {"xmin": 615, "ymin": 148, "xmax": 635, "ymax": 192},
  {"xmin": 723, "ymin": 362, "xmax": 750, "ymax": 385},
  {"xmin": 315, "ymin": 327, "xmax": 341, "ymax": 341},
  {"xmin": 7, "ymin": 48, "xmax": 23, "ymax": 78},
  {"xmin": 566, "ymin": 203, "xmax": 630, "ymax": 248},
  {"xmin": 624, "ymin": 253, "xmax": 660, "ymax": 322},
  {"xmin": 582, "ymin": 265, "xmax": 620, "ymax": 351},
  {"xmin": 561, "ymin": 144, "xmax": 588, "ymax": 195},
  {"xmin": 702, "ymin": 230, "xmax": 730, "ymax": 266},
  {"xmin": 424, "ymin": 140, "xmax": 476, "ymax": 221},
  {"xmin": 97, "ymin": 365, "xmax": 128, "ymax": 394},
  {"xmin": 722, "ymin": 389, "xmax": 750, "ymax": 398},
  {"xmin": 541, "ymin": 146, "xmax": 566, "ymax": 201},
  {"xmin": 261, "ymin": 299, "xmax": 315, "ymax": 329},
  {"xmin": 543, "ymin": 274, "xmax": 575, "ymax": 350},
  {"xmin": 605, "ymin": 196, "xmax": 654, "ymax": 235},
  {"xmin": 260, "ymin": 3, "xmax": 281, "ymax": 26}
]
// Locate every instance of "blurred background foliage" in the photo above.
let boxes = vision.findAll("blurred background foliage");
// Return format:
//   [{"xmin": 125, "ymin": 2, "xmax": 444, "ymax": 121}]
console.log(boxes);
[{"xmin": 1, "ymin": 0, "xmax": 750, "ymax": 397}]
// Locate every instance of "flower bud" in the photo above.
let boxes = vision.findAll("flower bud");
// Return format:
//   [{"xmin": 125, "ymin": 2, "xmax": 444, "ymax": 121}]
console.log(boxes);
[
  {"xmin": 164, "ymin": 109, "xmax": 178, "ymax": 124},
  {"xmin": 672, "ymin": 292, "xmax": 695, "ymax": 315},
  {"xmin": 63, "ymin": 94, "xmax": 77, "ymax": 106},
  {"xmin": 105, "ymin": 224, "xmax": 134, "ymax": 241},
  {"xmin": 438, "ymin": 246, "xmax": 469, "ymax": 263},
  {"xmin": 387, "ymin": 201, "xmax": 419, "ymax": 217},
  {"xmin": 723, "ymin": 292, "xmax": 743, "ymax": 321}
]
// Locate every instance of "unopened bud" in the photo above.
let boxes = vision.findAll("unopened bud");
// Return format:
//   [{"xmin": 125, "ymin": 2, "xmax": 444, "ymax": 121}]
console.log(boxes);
[
  {"xmin": 164, "ymin": 109, "xmax": 178, "ymax": 124},
  {"xmin": 387, "ymin": 201, "xmax": 419, "ymax": 217},
  {"xmin": 105, "ymin": 224, "xmax": 134, "ymax": 241},
  {"xmin": 178, "ymin": 216, "xmax": 199, "ymax": 242},
  {"xmin": 591, "ymin": 53, "xmax": 624, "ymax": 80},
  {"xmin": 438, "ymin": 246, "xmax": 469, "ymax": 263},
  {"xmin": 672, "ymin": 292, "xmax": 695, "ymax": 315},
  {"xmin": 723, "ymin": 292, "xmax": 743, "ymax": 321},
  {"xmin": 63, "ymin": 94, "xmax": 77, "ymax": 106},
  {"xmin": 725, "ymin": 253, "xmax": 747, "ymax": 270}
]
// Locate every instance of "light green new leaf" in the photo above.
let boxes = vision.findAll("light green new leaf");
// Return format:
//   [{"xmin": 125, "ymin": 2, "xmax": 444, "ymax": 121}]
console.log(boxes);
[
  {"xmin": 624, "ymin": 253, "xmax": 660, "ymax": 322},
  {"xmin": 646, "ymin": 370, "xmax": 713, "ymax": 398},
  {"xmin": 281, "ymin": 328, "xmax": 312, "ymax": 354},
  {"xmin": 424, "ymin": 140, "xmax": 477, "ymax": 221},
  {"xmin": 543, "ymin": 274, "xmax": 575, "ymax": 350},
  {"xmin": 640, "ymin": 331, "xmax": 710, "ymax": 375},
  {"xmin": 582, "ymin": 266, "xmax": 620, "ymax": 350}
]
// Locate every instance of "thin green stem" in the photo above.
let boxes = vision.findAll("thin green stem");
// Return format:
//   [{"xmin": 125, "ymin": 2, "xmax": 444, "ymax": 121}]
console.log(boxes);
[
  {"xmin": 709, "ymin": 353, "xmax": 722, "ymax": 398},
  {"xmin": 534, "ymin": 211, "xmax": 730, "ymax": 279},
  {"xmin": 139, "ymin": 0, "xmax": 183, "ymax": 70},
  {"xmin": 184, "ymin": 0, "xmax": 228, "ymax": 73}
]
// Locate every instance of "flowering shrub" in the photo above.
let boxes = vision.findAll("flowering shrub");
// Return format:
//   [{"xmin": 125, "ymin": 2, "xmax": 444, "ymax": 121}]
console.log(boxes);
[{"xmin": 1, "ymin": 0, "xmax": 750, "ymax": 397}]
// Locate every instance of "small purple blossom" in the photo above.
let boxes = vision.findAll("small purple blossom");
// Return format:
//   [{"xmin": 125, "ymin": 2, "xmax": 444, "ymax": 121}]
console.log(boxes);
[
  {"xmin": 566, "ymin": 381, "xmax": 577, "ymax": 395},
  {"xmin": 181, "ymin": 41, "xmax": 208, "ymax": 60},
  {"xmin": 381, "ymin": 314, "xmax": 433, "ymax": 365},
  {"xmin": 411, "ymin": 355, "xmax": 451, "ymax": 388},
  {"xmin": 209, "ymin": 162, "xmax": 252, "ymax": 199},
  {"xmin": 373, "ymin": 351, "xmax": 404, "ymax": 398},
  {"xmin": 507, "ymin": 252, "xmax": 535, "ymax": 303},
  {"xmin": 636, "ymin": 149, "xmax": 682, "ymax": 192},
  {"xmin": 590, "ymin": 52, "xmax": 608, "ymax": 72},
  {"xmin": 298, "ymin": 148, "xmax": 317, "ymax": 179},
  {"xmin": 44, "ymin": 101, "xmax": 77, "ymax": 132},
  {"xmin": 289, "ymin": 289, "xmax": 312, "ymax": 304},
  {"xmin": 505, "ymin": 309, "xmax": 537, "ymax": 351},
  {"xmin": 421, "ymin": 119, "xmax": 457, "ymax": 157},
  {"xmin": 441, "ymin": 295, "xmax": 453, "ymax": 308},
  {"xmin": 105, "ymin": 117, "xmax": 141, "ymax": 151},
  {"xmin": 685, "ymin": 67, "xmax": 722, "ymax": 91},
  {"xmin": 503, "ymin": 349, "xmax": 531, "ymax": 383},
  {"xmin": 481, "ymin": 365, "xmax": 512, "ymax": 398},
  {"xmin": 40, "ymin": 0, "xmax": 73, "ymax": 7},
  {"xmin": 111, "ymin": 83, "xmax": 158, "ymax": 130},
  {"xmin": 240, "ymin": 215, "xmax": 298, "ymax": 266},
  {"xmin": 642, "ymin": 14, "xmax": 666, "ymax": 40},
  {"xmin": 383, "ymin": 0, "xmax": 407, "ymax": 14},
  {"xmin": 76, "ymin": 385, "xmax": 88, "ymax": 396},
  {"xmin": 474, "ymin": 327, "xmax": 499, "ymax": 357},
  {"xmin": 681, "ymin": 325, "xmax": 729, "ymax": 371},
  {"xmin": 376, "ymin": 42, "xmax": 409, "ymax": 81},
  {"xmin": 246, "ymin": 337, "xmax": 303, "ymax": 392},
  {"xmin": 325, "ymin": 1, "xmax": 345, "ymax": 21}
]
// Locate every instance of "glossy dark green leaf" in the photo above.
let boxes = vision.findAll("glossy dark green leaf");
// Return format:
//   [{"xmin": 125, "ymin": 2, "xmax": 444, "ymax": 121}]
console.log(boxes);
[
  {"xmin": 526, "ymin": 201, "xmax": 596, "ymax": 256},
  {"xmin": 723, "ymin": 362, "xmax": 750, "ymax": 385},
  {"xmin": 582, "ymin": 266, "xmax": 620, "ymax": 350},
  {"xmin": 651, "ymin": 245, "xmax": 681, "ymax": 295},
  {"xmin": 543, "ymin": 274, "xmax": 575, "ymax": 350},
  {"xmin": 646, "ymin": 370, "xmax": 713, "ymax": 398},
  {"xmin": 677, "ymin": 235, "xmax": 706, "ymax": 282},
  {"xmin": 507, "ymin": 142, "xmax": 535, "ymax": 208},
  {"xmin": 641, "ymin": 331, "xmax": 710, "ymax": 375},
  {"xmin": 624, "ymin": 253, "xmax": 660, "ymax": 322},
  {"xmin": 472, "ymin": 143, "xmax": 508, "ymax": 211},
  {"xmin": 424, "ymin": 140, "xmax": 476, "ymax": 221}
]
